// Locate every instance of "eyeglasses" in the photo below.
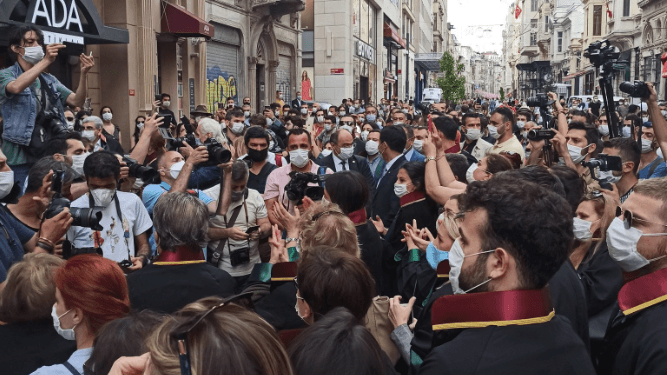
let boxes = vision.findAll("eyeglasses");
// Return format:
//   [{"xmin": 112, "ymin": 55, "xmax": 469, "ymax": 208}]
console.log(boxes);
[
  {"xmin": 616, "ymin": 206, "xmax": 667, "ymax": 230},
  {"xmin": 170, "ymin": 293, "xmax": 253, "ymax": 375}
]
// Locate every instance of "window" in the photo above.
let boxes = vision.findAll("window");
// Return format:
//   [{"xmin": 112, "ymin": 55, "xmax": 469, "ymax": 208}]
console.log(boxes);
[
  {"xmin": 593, "ymin": 5, "xmax": 602, "ymax": 36},
  {"xmin": 545, "ymin": 16, "xmax": 549, "ymax": 32},
  {"xmin": 531, "ymin": 0, "xmax": 538, "ymax": 12},
  {"xmin": 557, "ymin": 31, "xmax": 563, "ymax": 52},
  {"xmin": 530, "ymin": 32, "xmax": 537, "ymax": 46},
  {"xmin": 531, "ymin": 19, "xmax": 537, "ymax": 29},
  {"xmin": 623, "ymin": 0, "xmax": 630, "ymax": 17}
]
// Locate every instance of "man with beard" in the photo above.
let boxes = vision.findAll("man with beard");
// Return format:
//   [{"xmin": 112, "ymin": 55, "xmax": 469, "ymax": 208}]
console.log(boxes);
[
  {"xmin": 417, "ymin": 179, "xmax": 594, "ymax": 375},
  {"xmin": 242, "ymin": 127, "xmax": 277, "ymax": 195}
]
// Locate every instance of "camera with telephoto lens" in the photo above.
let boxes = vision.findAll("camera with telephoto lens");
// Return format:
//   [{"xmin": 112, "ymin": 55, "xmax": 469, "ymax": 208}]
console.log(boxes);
[
  {"xmin": 285, "ymin": 171, "xmax": 326, "ymax": 204},
  {"xmin": 122, "ymin": 156, "xmax": 158, "ymax": 181},
  {"xmin": 620, "ymin": 81, "xmax": 650, "ymax": 98},
  {"xmin": 43, "ymin": 170, "xmax": 104, "ymax": 231},
  {"xmin": 201, "ymin": 138, "xmax": 232, "ymax": 167},
  {"xmin": 527, "ymin": 129, "xmax": 556, "ymax": 141},
  {"xmin": 167, "ymin": 133, "xmax": 197, "ymax": 151},
  {"xmin": 36, "ymin": 108, "xmax": 69, "ymax": 137},
  {"xmin": 584, "ymin": 40, "xmax": 620, "ymax": 67},
  {"xmin": 526, "ymin": 93, "xmax": 554, "ymax": 108}
]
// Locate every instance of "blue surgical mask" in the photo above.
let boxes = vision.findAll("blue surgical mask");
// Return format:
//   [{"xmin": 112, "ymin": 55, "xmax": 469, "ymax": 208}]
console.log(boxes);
[{"xmin": 426, "ymin": 242, "xmax": 449, "ymax": 270}]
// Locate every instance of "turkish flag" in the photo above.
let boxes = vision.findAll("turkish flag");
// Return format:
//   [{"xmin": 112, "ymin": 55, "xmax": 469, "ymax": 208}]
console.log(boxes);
[{"xmin": 515, "ymin": 4, "xmax": 522, "ymax": 19}]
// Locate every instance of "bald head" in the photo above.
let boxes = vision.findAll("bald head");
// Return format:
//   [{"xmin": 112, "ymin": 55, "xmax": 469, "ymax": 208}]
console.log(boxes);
[{"xmin": 158, "ymin": 151, "xmax": 185, "ymax": 181}]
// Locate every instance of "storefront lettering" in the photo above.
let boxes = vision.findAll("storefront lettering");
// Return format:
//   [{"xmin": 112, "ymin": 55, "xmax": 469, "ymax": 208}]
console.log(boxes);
[
  {"xmin": 355, "ymin": 40, "xmax": 375, "ymax": 62},
  {"xmin": 31, "ymin": 0, "xmax": 84, "ymax": 33}
]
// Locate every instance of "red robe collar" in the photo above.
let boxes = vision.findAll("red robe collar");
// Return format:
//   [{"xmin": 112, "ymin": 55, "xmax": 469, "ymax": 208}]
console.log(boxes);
[
  {"xmin": 431, "ymin": 288, "xmax": 554, "ymax": 331},
  {"xmin": 400, "ymin": 191, "xmax": 426, "ymax": 207},
  {"xmin": 153, "ymin": 246, "xmax": 205, "ymax": 265},
  {"xmin": 618, "ymin": 267, "xmax": 667, "ymax": 316},
  {"xmin": 348, "ymin": 208, "xmax": 367, "ymax": 226}
]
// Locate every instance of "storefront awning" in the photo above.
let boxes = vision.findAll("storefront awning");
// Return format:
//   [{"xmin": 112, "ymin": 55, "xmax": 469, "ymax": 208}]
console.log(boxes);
[
  {"xmin": 383, "ymin": 23, "xmax": 406, "ymax": 49},
  {"xmin": 0, "ymin": 0, "xmax": 129, "ymax": 45},
  {"xmin": 161, "ymin": 2, "xmax": 214, "ymax": 38},
  {"xmin": 415, "ymin": 53, "xmax": 443, "ymax": 72}
]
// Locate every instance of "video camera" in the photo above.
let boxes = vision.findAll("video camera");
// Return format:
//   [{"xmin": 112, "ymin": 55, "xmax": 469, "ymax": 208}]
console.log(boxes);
[
  {"xmin": 584, "ymin": 154, "xmax": 624, "ymax": 190},
  {"xmin": 285, "ymin": 171, "xmax": 327, "ymax": 205},
  {"xmin": 167, "ymin": 133, "xmax": 197, "ymax": 151},
  {"xmin": 527, "ymin": 129, "xmax": 555, "ymax": 141},
  {"xmin": 36, "ymin": 108, "xmax": 70, "ymax": 138},
  {"xmin": 526, "ymin": 93, "xmax": 554, "ymax": 109},
  {"xmin": 584, "ymin": 40, "xmax": 620, "ymax": 67},
  {"xmin": 43, "ymin": 170, "xmax": 103, "ymax": 231},
  {"xmin": 620, "ymin": 81, "xmax": 650, "ymax": 98},
  {"xmin": 122, "ymin": 156, "xmax": 158, "ymax": 181}
]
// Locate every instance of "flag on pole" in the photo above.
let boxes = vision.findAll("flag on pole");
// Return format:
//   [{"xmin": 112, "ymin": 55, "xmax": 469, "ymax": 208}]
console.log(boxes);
[
  {"xmin": 606, "ymin": 2, "xmax": 612, "ymax": 18},
  {"xmin": 515, "ymin": 3, "xmax": 522, "ymax": 19}
]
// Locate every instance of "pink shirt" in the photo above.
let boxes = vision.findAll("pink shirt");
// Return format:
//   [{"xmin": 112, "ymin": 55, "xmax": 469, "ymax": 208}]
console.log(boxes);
[{"xmin": 264, "ymin": 161, "xmax": 333, "ymax": 213}]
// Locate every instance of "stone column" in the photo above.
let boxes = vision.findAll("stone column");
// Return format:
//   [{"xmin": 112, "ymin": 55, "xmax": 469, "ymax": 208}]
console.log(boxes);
[
  {"xmin": 248, "ymin": 56, "xmax": 258, "ymax": 111},
  {"xmin": 269, "ymin": 60, "xmax": 280, "ymax": 106}
]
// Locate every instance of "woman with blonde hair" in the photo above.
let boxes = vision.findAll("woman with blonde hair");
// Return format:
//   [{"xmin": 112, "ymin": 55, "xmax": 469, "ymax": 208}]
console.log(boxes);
[{"xmin": 0, "ymin": 254, "xmax": 76, "ymax": 375}]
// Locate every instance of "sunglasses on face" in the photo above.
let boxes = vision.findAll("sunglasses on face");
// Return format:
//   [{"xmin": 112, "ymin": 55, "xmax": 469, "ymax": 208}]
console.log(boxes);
[{"xmin": 615, "ymin": 206, "xmax": 667, "ymax": 230}]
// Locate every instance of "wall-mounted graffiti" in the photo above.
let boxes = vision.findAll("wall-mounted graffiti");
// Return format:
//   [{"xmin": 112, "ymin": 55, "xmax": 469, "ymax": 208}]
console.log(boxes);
[{"xmin": 206, "ymin": 66, "xmax": 238, "ymax": 113}]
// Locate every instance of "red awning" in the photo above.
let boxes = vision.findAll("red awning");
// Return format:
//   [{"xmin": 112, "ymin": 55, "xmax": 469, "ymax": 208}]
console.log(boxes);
[
  {"xmin": 383, "ymin": 23, "xmax": 406, "ymax": 49},
  {"xmin": 161, "ymin": 2, "xmax": 214, "ymax": 38}
]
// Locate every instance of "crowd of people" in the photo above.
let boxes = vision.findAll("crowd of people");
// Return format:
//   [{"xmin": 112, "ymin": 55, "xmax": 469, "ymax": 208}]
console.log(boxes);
[{"xmin": 2, "ymin": 25, "xmax": 667, "ymax": 375}]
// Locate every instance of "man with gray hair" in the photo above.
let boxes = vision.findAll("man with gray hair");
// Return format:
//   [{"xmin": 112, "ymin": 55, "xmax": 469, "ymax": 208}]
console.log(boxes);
[
  {"xmin": 126, "ymin": 192, "xmax": 236, "ymax": 313},
  {"xmin": 80, "ymin": 115, "xmax": 124, "ymax": 154}
]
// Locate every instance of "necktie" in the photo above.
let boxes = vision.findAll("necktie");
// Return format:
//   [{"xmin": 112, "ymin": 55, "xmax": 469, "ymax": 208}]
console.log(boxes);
[{"xmin": 341, "ymin": 160, "xmax": 347, "ymax": 171}]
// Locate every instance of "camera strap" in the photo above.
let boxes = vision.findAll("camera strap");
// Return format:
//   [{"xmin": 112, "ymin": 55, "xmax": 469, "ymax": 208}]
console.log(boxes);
[{"xmin": 213, "ymin": 189, "xmax": 249, "ymax": 260}]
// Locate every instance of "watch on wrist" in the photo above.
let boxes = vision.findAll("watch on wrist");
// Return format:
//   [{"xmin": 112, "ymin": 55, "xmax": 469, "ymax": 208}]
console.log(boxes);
[{"xmin": 285, "ymin": 237, "xmax": 299, "ymax": 244}]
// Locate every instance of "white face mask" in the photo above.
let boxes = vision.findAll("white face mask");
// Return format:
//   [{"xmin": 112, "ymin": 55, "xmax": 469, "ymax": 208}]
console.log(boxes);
[
  {"xmin": 376, "ymin": 121, "xmax": 383, "ymax": 128},
  {"xmin": 244, "ymin": 111, "xmax": 251, "ymax": 118},
  {"xmin": 317, "ymin": 116, "xmax": 324, "ymax": 123},
  {"xmin": 466, "ymin": 163, "xmax": 479, "ymax": 183},
  {"xmin": 606, "ymin": 217, "xmax": 667, "ymax": 272},
  {"xmin": 516, "ymin": 120, "xmax": 525, "ymax": 129},
  {"xmin": 162, "ymin": 101, "xmax": 171, "ymax": 107},
  {"xmin": 641, "ymin": 138, "xmax": 654, "ymax": 154},
  {"xmin": 81, "ymin": 130, "xmax": 96, "ymax": 141},
  {"xmin": 21, "ymin": 46, "xmax": 45, "ymax": 65},
  {"xmin": 231, "ymin": 122, "xmax": 245, "ymax": 135},
  {"xmin": 394, "ymin": 183, "xmax": 409, "ymax": 198},
  {"xmin": 90, "ymin": 188, "xmax": 116, "ymax": 208},
  {"xmin": 66, "ymin": 121, "xmax": 75, "ymax": 130},
  {"xmin": 170, "ymin": 160, "xmax": 185, "ymax": 179},
  {"xmin": 340, "ymin": 125, "xmax": 353, "ymax": 134},
  {"xmin": 338, "ymin": 146, "xmax": 355, "ymax": 161},
  {"xmin": 266, "ymin": 118, "xmax": 273, "ymax": 127},
  {"xmin": 413, "ymin": 139, "xmax": 424, "ymax": 153},
  {"xmin": 487, "ymin": 125, "xmax": 499, "ymax": 139},
  {"xmin": 324, "ymin": 124, "xmax": 334, "ymax": 132},
  {"xmin": 51, "ymin": 306, "xmax": 76, "ymax": 341},
  {"xmin": 448, "ymin": 239, "xmax": 494, "ymax": 294},
  {"xmin": 269, "ymin": 141, "xmax": 275, "ymax": 150},
  {"xmin": 567, "ymin": 143, "xmax": 588, "ymax": 164},
  {"xmin": 642, "ymin": 117, "xmax": 649, "ymax": 123},
  {"xmin": 0, "ymin": 171, "xmax": 14, "ymax": 199},
  {"xmin": 289, "ymin": 149, "xmax": 310, "ymax": 168},
  {"xmin": 573, "ymin": 217, "xmax": 595, "ymax": 241},
  {"xmin": 71, "ymin": 154, "xmax": 88, "ymax": 176},
  {"xmin": 102, "ymin": 113, "xmax": 113, "ymax": 122},
  {"xmin": 521, "ymin": 131, "xmax": 528, "ymax": 139},
  {"xmin": 301, "ymin": 108, "xmax": 308, "ymax": 115},
  {"xmin": 598, "ymin": 170, "xmax": 622, "ymax": 184},
  {"xmin": 321, "ymin": 149, "xmax": 332, "ymax": 157},
  {"xmin": 275, "ymin": 111, "xmax": 281, "ymax": 117},
  {"xmin": 466, "ymin": 128, "xmax": 481, "ymax": 141},
  {"xmin": 366, "ymin": 114, "xmax": 377, "ymax": 122},
  {"xmin": 623, "ymin": 126, "xmax": 632, "ymax": 137},
  {"xmin": 365, "ymin": 140, "xmax": 379, "ymax": 155},
  {"xmin": 598, "ymin": 125, "xmax": 609, "ymax": 136},
  {"xmin": 361, "ymin": 130, "xmax": 369, "ymax": 141},
  {"xmin": 136, "ymin": 122, "xmax": 144, "ymax": 130}
]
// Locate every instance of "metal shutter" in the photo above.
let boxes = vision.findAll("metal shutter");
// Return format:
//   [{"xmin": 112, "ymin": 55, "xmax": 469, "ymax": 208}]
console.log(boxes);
[
  {"xmin": 277, "ymin": 55, "xmax": 292, "ymax": 103},
  {"xmin": 206, "ymin": 42, "xmax": 239, "ymax": 112}
]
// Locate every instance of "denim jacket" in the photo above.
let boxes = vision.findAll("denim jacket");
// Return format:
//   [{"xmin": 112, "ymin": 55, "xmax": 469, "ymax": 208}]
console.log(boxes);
[{"xmin": 0, "ymin": 62, "xmax": 68, "ymax": 146}]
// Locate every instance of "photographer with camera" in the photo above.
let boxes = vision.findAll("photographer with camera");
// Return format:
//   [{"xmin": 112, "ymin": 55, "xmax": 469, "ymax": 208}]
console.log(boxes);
[
  {"xmin": 0, "ymin": 26, "xmax": 94, "ymax": 187},
  {"xmin": 264, "ymin": 128, "xmax": 333, "ymax": 224},
  {"xmin": 80, "ymin": 116, "xmax": 124, "ymax": 154},
  {"xmin": 601, "ymin": 138, "xmax": 640, "ymax": 203},
  {"xmin": 208, "ymin": 160, "xmax": 271, "ymax": 289},
  {"xmin": 66, "ymin": 151, "xmax": 152, "ymax": 271}
]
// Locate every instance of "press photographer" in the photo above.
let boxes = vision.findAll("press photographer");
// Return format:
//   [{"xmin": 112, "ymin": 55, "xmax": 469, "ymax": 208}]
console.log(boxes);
[
  {"xmin": 0, "ymin": 25, "xmax": 94, "ymax": 186},
  {"xmin": 66, "ymin": 151, "xmax": 153, "ymax": 271}
]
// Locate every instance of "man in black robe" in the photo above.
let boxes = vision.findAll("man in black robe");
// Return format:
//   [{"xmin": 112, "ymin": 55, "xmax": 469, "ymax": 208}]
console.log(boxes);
[{"xmin": 416, "ymin": 179, "xmax": 594, "ymax": 375}]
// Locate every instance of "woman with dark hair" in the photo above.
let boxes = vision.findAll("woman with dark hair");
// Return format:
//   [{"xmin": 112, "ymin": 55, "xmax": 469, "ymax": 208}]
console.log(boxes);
[
  {"xmin": 130, "ymin": 115, "xmax": 145, "ymax": 150},
  {"xmin": 83, "ymin": 311, "xmax": 165, "ymax": 375},
  {"xmin": 549, "ymin": 165, "xmax": 587, "ymax": 216},
  {"xmin": 324, "ymin": 170, "xmax": 386, "ymax": 295},
  {"xmin": 100, "ymin": 106, "xmax": 121, "ymax": 144},
  {"xmin": 289, "ymin": 307, "xmax": 397, "ymax": 375}
]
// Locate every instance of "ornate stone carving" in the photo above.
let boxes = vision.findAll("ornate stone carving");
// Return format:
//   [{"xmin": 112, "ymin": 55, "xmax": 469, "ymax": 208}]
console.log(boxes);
[{"xmin": 248, "ymin": 56, "xmax": 259, "ymax": 65}]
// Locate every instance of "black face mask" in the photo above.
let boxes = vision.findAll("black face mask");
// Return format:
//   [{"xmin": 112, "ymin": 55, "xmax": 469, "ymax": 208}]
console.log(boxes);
[{"xmin": 248, "ymin": 147, "xmax": 268, "ymax": 162}]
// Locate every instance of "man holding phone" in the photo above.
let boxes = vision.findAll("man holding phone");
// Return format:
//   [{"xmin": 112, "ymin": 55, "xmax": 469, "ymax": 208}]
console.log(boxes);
[
  {"xmin": 0, "ymin": 25, "xmax": 95, "ymax": 187},
  {"xmin": 155, "ymin": 93, "xmax": 178, "ymax": 127}
]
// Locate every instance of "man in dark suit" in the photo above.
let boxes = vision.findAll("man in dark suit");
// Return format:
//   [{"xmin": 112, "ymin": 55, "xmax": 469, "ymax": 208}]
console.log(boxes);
[
  {"xmin": 317, "ymin": 128, "xmax": 376, "ymax": 203},
  {"xmin": 291, "ymin": 91, "xmax": 303, "ymax": 109},
  {"xmin": 371, "ymin": 126, "xmax": 407, "ymax": 230}
]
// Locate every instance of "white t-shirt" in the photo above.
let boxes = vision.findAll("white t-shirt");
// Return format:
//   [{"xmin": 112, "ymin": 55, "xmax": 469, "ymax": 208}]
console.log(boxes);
[
  {"xmin": 208, "ymin": 188, "xmax": 268, "ymax": 276},
  {"xmin": 67, "ymin": 191, "xmax": 153, "ymax": 263}
]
